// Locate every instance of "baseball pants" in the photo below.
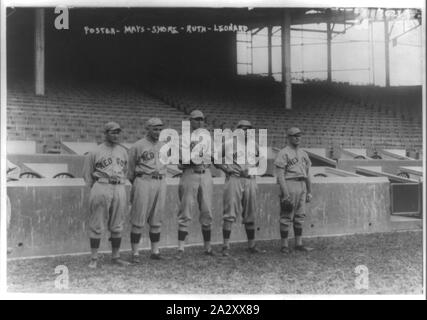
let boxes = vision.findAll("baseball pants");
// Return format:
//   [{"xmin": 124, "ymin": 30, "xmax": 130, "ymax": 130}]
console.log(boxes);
[
  {"xmin": 223, "ymin": 176, "xmax": 257, "ymax": 225},
  {"xmin": 130, "ymin": 176, "xmax": 166, "ymax": 234},
  {"xmin": 178, "ymin": 169, "xmax": 213, "ymax": 232},
  {"xmin": 279, "ymin": 180, "xmax": 307, "ymax": 233},
  {"xmin": 88, "ymin": 182, "xmax": 127, "ymax": 239}
]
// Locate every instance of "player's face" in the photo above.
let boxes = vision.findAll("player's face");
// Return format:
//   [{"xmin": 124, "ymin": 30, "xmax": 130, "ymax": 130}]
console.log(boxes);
[
  {"xmin": 147, "ymin": 125, "xmax": 163, "ymax": 141},
  {"xmin": 289, "ymin": 134, "xmax": 301, "ymax": 147},
  {"xmin": 105, "ymin": 129, "xmax": 121, "ymax": 144},
  {"xmin": 238, "ymin": 126, "xmax": 252, "ymax": 137},
  {"xmin": 190, "ymin": 117, "xmax": 204, "ymax": 130}
]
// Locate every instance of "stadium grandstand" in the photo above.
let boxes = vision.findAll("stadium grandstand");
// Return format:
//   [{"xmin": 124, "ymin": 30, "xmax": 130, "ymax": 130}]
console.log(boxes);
[
  {"xmin": 5, "ymin": 6, "xmax": 424, "ymax": 258},
  {"xmin": 6, "ymin": 8, "xmax": 422, "ymax": 156}
]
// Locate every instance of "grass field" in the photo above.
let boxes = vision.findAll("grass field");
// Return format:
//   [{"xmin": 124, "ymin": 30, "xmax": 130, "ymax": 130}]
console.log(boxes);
[{"xmin": 7, "ymin": 231, "xmax": 423, "ymax": 295}]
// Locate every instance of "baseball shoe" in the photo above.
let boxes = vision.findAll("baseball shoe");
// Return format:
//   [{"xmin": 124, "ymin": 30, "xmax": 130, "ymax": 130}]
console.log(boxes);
[
  {"xmin": 280, "ymin": 246, "xmax": 291, "ymax": 254},
  {"xmin": 204, "ymin": 249, "xmax": 216, "ymax": 257},
  {"xmin": 221, "ymin": 246, "xmax": 231, "ymax": 257},
  {"xmin": 111, "ymin": 258, "xmax": 131, "ymax": 266},
  {"xmin": 294, "ymin": 245, "xmax": 314, "ymax": 252},
  {"xmin": 175, "ymin": 250, "xmax": 185, "ymax": 260},
  {"xmin": 131, "ymin": 254, "xmax": 140, "ymax": 264},
  {"xmin": 88, "ymin": 258, "xmax": 98, "ymax": 269},
  {"xmin": 247, "ymin": 246, "xmax": 266, "ymax": 254},
  {"xmin": 150, "ymin": 253, "xmax": 165, "ymax": 260}
]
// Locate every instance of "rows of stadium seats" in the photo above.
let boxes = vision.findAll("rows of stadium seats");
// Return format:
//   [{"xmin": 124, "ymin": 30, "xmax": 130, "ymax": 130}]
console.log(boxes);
[
  {"xmin": 147, "ymin": 78, "xmax": 422, "ymax": 150},
  {"xmin": 317, "ymin": 82, "xmax": 422, "ymax": 122},
  {"xmin": 7, "ymin": 78, "xmax": 422, "ymax": 154},
  {"xmin": 7, "ymin": 81, "xmax": 188, "ymax": 152}
]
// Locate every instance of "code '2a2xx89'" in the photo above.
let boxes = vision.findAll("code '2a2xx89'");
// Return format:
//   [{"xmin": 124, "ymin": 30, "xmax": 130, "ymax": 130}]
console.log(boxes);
[{"xmin": 209, "ymin": 304, "xmax": 260, "ymax": 315}]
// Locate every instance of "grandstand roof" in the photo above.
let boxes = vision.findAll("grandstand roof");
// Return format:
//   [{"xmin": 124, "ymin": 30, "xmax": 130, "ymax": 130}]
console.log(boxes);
[
  {"xmin": 67, "ymin": 8, "xmax": 360, "ymax": 27},
  {"xmin": 6, "ymin": 7, "xmax": 422, "ymax": 29}
]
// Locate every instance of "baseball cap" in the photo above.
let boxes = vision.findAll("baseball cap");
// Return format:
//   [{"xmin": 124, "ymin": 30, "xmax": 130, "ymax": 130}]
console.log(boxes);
[
  {"xmin": 146, "ymin": 117, "xmax": 164, "ymax": 127},
  {"xmin": 104, "ymin": 122, "xmax": 121, "ymax": 132},
  {"xmin": 287, "ymin": 127, "xmax": 302, "ymax": 136},
  {"xmin": 236, "ymin": 120, "xmax": 253, "ymax": 128},
  {"xmin": 189, "ymin": 110, "xmax": 205, "ymax": 119}
]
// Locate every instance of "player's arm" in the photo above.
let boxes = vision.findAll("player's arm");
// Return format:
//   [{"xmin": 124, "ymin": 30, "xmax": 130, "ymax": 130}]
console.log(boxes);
[
  {"xmin": 274, "ymin": 151, "xmax": 290, "ymax": 199},
  {"xmin": 218, "ymin": 163, "xmax": 240, "ymax": 176},
  {"xmin": 177, "ymin": 135, "xmax": 185, "ymax": 170},
  {"xmin": 211, "ymin": 145, "xmax": 228, "ymax": 172},
  {"xmin": 127, "ymin": 146, "xmax": 137, "ymax": 183},
  {"xmin": 123, "ymin": 149, "xmax": 129, "ymax": 182},
  {"xmin": 248, "ymin": 144, "xmax": 265, "ymax": 176},
  {"xmin": 211, "ymin": 158, "xmax": 227, "ymax": 172},
  {"xmin": 212, "ymin": 144, "xmax": 239, "ymax": 175},
  {"xmin": 305, "ymin": 154, "xmax": 312, "ymax": 202},
  {"xmin": 82, "ymin": 152, "xmax": 95, "ymax": 188},
  {"xmin": 275, "ymin": 167, "xmax": 290, "ymax": 200},
  {"xmin": 305, "ymin": 174, "xmax": 312, "ymax": 202}
]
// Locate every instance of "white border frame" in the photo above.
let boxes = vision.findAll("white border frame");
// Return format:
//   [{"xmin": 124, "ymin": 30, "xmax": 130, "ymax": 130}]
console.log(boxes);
[{"xmin": 0, "ymin": 0, "xmax": 425, "ymax": 301}]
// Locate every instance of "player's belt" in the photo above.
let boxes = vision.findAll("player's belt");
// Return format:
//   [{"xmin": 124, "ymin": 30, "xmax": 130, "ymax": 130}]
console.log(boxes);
[
  {"xmin": 96, "ymin": 177, "xmax": 125, "ymax": 185},
  {"xmin": 136, "ymin": 173, "xmax": 165, "ymax": 180},
  {"xmin": 286, "ymin": 177, "xmax": 306, "ymax": 181},
  {"xmin": 229, "ymin": 174, "xmax": 255, "ymax": 179},
  {"xmin": 189, "ymin": 169, "xmax": 206, "ymax": 174}
]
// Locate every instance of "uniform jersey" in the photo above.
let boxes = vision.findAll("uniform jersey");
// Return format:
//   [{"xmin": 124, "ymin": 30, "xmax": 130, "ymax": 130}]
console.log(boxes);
[
  {"xmin": 178, "ymin": 134, "xmax": 212, "ymax": 171},
  {"xmin": 274, "ymin": 146, "xmax": 311, "ymax": 179},
  {"xmin": 221, "ymin": 140, "xmax": 259, "ymax": 176},
  {"xmin": 127, "ymin": 137, "xmax": 167, "ymax": 181},
  {"xmin": 83, "ymin": 143, "xmax": 128, "ymax": 186}
]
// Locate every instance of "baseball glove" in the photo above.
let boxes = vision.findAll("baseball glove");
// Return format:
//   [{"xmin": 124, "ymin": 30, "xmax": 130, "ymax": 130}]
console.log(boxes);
[{"xmin": 281, "ymin": 198, "xmax": 294, "ymax": 213}]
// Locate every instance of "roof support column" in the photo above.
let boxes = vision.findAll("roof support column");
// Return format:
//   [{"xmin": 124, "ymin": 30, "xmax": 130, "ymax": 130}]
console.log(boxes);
[
  {"xmin": 384, "ymin": 10, "xmax": 390, "ymax": 87},
  {"xmin": 326, "ymin": 10, "xmax": 332, "ymax": 82},
  {"xmin": 35, "ymin": 8, "xmax": 45, "ymax": 96},
  {"xmin": 268, "ymin": 25, "xmax": 272, "ymax": 77},
  {"xmin": 232, "ymin": 31, "xmax": 238, "ymax": 76},
  {"xmin": 281, "ymin": 10, "xmax": 292, "ymax": 110}
]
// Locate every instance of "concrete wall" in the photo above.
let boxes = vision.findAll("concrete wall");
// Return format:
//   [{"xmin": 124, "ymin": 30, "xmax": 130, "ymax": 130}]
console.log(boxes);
[
  {"xmin": 7, "ymin": 177, "xmax": 392, "ymax": 258},
  {"xmin": 7, "ymin": 154, "xmax": 279, "ymax": 178},
  {"xmin": 7, "ymin": 154, "xmax": 85, "ymax": 178}
]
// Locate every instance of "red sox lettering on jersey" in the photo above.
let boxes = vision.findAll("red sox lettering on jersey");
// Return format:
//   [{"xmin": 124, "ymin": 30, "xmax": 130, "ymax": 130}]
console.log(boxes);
[
  {"xmin": 95, "ymin": 157, "xmax": 127, "ymax": 171},
  {"xmin": 285, "ymin": 156, "xmax": 309, "ymax": 172},
  {"xmin": 83, "ymin": 143, "xmax": 128, "ymax": 186},
  {"xmin": 128, "ymin": 137, "xmax": 167, "ymax": 180},
  {"xmin": 274, "ymin": 146, "xmax": 311, "ymax": 179}
]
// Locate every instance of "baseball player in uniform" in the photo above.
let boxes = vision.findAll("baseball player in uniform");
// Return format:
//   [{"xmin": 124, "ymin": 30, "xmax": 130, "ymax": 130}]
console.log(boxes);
[
  {"xmin": 217, "ymin": 120, "xmax": 265, "ymax": 256},
  {"xmin": 83, "ymin": 122, "xmax": 130, "ymax": 268},
  {"xmin": 6, "ymin": 160, "xmax": 20, "ymax": 254},
  {"xmin": 176, "ymin": 110, "xmax": 214, "ymax": 259},
  {"xmin": 128, "ymin": 118, "xmax": 167, "ymax": 263},
  {"xmin": 274, "ymin": 127, "xmax": 313, "ymax": 254}
]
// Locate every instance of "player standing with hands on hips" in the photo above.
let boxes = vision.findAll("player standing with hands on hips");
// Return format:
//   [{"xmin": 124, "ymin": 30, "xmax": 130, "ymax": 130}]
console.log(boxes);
[
  {"xmin": 274, "ymin": 127, "xmax": 313, "ymax": 254},
  {"xmin": 128, "ymin": 118, "xmax": 167, "ymax": 263},
  {"xmin": 83, "ymin": 122, "xmax": 130, "ymax": 268}
]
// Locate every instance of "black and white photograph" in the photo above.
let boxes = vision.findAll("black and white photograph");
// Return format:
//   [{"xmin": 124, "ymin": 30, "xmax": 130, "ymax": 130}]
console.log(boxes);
[{"xmin": 1, "ymin": 0, "xmax": 425, "ymax": 300}]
